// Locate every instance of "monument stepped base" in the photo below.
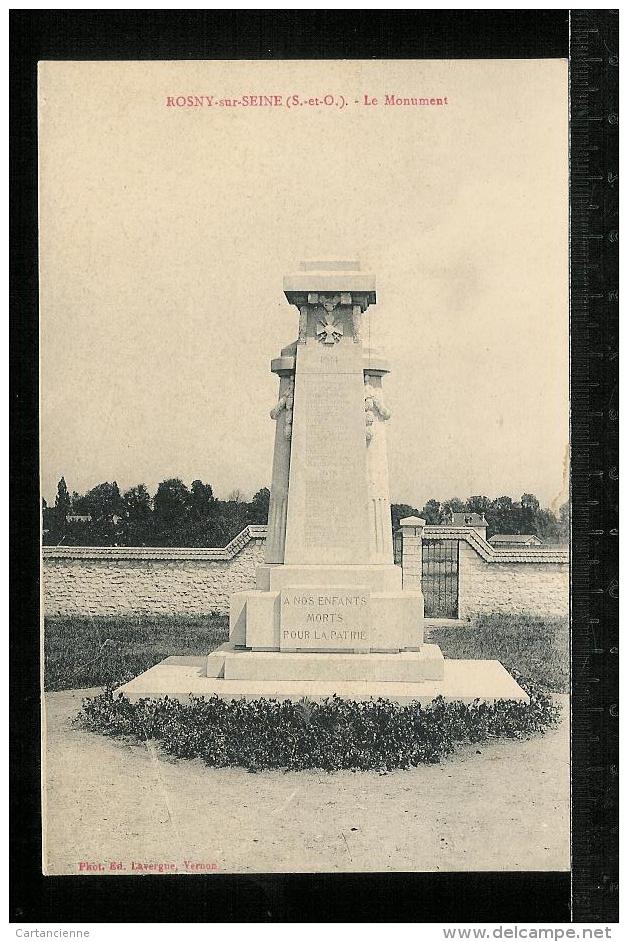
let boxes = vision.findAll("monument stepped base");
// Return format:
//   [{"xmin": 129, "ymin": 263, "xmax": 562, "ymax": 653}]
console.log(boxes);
[
  {"xmin": 206, "ymin": 642, "xmax": 444, "ymax": 682},
  {"xmin": 115, "ymin": 654, "xmax": 529, "ymax": 705}
]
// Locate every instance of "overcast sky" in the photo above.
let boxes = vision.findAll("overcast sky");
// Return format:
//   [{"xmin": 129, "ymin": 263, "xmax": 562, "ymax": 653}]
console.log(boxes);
[{"xmin": 39, "ymin": 58, "xmax": 568, "ymax": 512}]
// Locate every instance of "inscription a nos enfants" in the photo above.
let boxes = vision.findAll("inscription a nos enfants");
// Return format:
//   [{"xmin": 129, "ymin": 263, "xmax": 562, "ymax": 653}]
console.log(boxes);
[{"xmin": 280, "ymin": 587, "xmax": 371, "ymax": 651}]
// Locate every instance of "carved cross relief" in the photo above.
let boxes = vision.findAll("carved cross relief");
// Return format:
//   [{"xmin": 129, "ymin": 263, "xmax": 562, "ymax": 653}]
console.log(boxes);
[
  {"xmin": 297, "ymin": 293, "xmax": 364, "ymax": 345},
  {"xmin": 316, "ymin": 314, "xmax": 343, "ymax": 344},
  {"xmin": 316, "ymin": 296, "xmax": 342, "ymax": 344}
]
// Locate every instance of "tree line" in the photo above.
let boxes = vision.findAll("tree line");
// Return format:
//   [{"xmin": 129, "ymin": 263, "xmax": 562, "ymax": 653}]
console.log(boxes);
[
  {"xmin": 43, "ymin": 477, "xmax": 569, "ymax": 547},
  {"xmin": 391, "ymin": 494, "xmax": 569, "ymax": 544},
  {"xmin": 43, "ymin": 477, "xmax": 270, "ymax": 547}
]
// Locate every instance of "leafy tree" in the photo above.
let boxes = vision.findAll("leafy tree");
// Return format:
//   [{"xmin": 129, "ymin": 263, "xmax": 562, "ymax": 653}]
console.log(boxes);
[
  {"xmin": 390, "ymin": 503, "xmax": 420, "ymax": 532},
  {"xmin": 190, "ymin": 480, "xmax": 215, "ymax": 516},
  {"xmin": 54, "ymin": 477, "xmax": 71, "ymax": 525},
  {"xmin": 519, "ymin": 493, "xmax": 540, "ymax": 535},
  {"xmin": 491, "ymin": 496, "xmax": 513, "ymax": 514},
  {"xmin": 487, "ymin": 495, "xmax": 516, "ymax": 537},
  {"xmin": 70, "ymin": 490, "xmax": 90, "ymax": 514},
  {"xmin": 62, "ymin": 481, "xmax": 123, "ymax": 545},
  {"xmin": 67, "ymin": 518, "xmax": 100, "ymax": 546},
  {"xmin": 153, "ymin": 478, "xmax": 191, "ymax": 524},
  {"xmin": 521, "ymin": 493, "xmax": 540, "ymax": 512},
  {"xmin": 223, "ymin": 501, "xmax": 251, "ymax": 535},
  {"xmin": 42, "ymin": 496, "xmax": 58, "ymax": 545},
  {"xmin": 441, "ymin": 497, "xmax": 465, "ymax": 521},
  {"xmin": 558, "ymin": 501, "xmax": 570, "ymax": 543},
  {"xmin": 249, "ymin": 487, "xmax": 270, "ymax": 524},
  {"xmin": 83, "ymin": 481, "xmax": 124, "ymax": 522},
  {"xmin": 203, "ymin": 511, "xmax": 242, "ymax": 546},
  {"xmin": 534, "ymin": 508, "xmax": 560, "ymax": 544},
  {"xmin": 124, "ymin": 483, "xmax": 152, "ymax": 521},
  {"xmin": 122, "ymin": 484, "xmax": 153, "ymax": 542},
  {"xmin": 466, "ymin": 496, "xmax": 491, "ymax": 515},
  {"xmin": 420, "ymin": 498, "xmax": 443, "ymax": 525}
]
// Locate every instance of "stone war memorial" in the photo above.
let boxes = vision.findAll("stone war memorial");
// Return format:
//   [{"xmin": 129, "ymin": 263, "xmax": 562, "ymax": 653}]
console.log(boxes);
[{"xmin": 118, "ymin": 260, "xmax": 527, "ymax": 704}]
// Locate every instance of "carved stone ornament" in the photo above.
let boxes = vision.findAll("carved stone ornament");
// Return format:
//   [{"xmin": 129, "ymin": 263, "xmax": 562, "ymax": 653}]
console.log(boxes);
[
  {"xmin": 364, "ymin": 381, "xmax": 391, "ymax": 443},
  {"xmin": 321, "ymin": 295, "xmax": 341, "ymax": 313},
  {"xmin": 316, "ymin": 314, "xmax": 343, "ymax": 344},
  {"xmin": 270, "ymin": 378, "xmax": 295, "ymax": 439}
]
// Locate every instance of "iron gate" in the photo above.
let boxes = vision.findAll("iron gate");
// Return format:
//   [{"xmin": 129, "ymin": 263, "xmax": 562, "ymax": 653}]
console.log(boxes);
[{"xmin": 422, "ymin": 539, "xmax": 459, "ymax": 618}]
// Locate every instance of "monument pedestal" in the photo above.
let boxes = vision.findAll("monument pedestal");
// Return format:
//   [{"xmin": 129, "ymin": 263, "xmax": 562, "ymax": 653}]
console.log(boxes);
[
  {"xmin": 117, "ymin": 260, "xmax": 528, "ymax": 706},
  {"xmin": 232, "ymin": 581, "xmax": 425, "ymax": 649}
]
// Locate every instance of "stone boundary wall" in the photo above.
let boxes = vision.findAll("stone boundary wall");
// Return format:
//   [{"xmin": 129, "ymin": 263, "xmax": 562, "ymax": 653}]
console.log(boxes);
[
  {"xmin": 423, "ymin": 527, "xmax": 569, "ymax": 619},
  {"xmin": 43, "ymin": 527, "xmax": 267, "ymax": 617},
  {"xmin": 42, "ymin": 524, "xmax": 569, "ymax": 620}
]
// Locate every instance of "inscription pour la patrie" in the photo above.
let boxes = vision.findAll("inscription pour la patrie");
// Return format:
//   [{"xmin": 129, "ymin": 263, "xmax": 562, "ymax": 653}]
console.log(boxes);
[{"xmin": 280, "ymin": 588, "xmax": 371, "ymax": 651}]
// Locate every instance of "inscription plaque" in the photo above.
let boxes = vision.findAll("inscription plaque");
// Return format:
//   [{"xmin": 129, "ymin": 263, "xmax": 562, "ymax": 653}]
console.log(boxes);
[{"xmin": 280, "ymin": 586, "xmax": 371, "ymax": 651}]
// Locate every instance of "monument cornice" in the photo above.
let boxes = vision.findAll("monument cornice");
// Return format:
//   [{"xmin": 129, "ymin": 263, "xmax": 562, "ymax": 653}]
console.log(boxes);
[
  {"xmin": 283, "ymin": 259, "xmax": 376, "ymax": 306},
  {"xmin": 284, "ymin": 282, "xmax": 376, "ymax": 305}
]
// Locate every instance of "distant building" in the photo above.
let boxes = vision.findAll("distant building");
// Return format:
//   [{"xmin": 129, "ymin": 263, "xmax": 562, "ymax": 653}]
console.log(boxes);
[
  {"xmin": 66, "ymin": 514, "xmax": 92, "ymax": 524},
  {"xmin": 489, "ymin": 533, "xmax": 543, "ymax": 548},
  {"xmin": 450, "ymin": 511, "xmax": 488, "ymax": 542}
]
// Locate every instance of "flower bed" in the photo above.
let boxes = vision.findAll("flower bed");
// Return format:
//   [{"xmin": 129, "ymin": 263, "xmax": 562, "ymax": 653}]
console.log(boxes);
[{"xmin": 77, "ymin": 673, "xmax": 560, "ymax": 772}]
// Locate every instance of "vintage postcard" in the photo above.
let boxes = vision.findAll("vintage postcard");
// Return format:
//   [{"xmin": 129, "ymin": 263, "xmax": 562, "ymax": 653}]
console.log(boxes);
[{"xmin": 39, "ymin": 57, "xmax": 569, "ymax": 879}]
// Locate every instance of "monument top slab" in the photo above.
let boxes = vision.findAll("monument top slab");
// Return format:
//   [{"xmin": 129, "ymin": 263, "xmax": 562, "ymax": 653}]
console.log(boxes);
[
  {"xmin": 299, "ymin": 259, "xmax": 361, "ymax": 272},
  {"xmin": 284, "ymin": 258, "xmax": 376, "ymax": 302}
]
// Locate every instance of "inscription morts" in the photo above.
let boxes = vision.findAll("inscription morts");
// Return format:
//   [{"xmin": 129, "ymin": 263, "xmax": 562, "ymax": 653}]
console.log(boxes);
[
  {"xmin": 304, "ymin": 468, "xmax": 353, "ymax": 548},
  {"xmin": 280, "ymin": 586, "xmax": 371, "ymax": 651},
  {"xmin": 283, "ymin": 327, "xmax": 371, "ymax": 564},
  {"xmin": 305, "ymin": 376, "xmax": 348, "ymax": 464}
]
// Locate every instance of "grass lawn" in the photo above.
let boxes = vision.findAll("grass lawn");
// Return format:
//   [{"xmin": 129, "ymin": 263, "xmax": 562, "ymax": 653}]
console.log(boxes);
[
  {"xmin": 428, "ymin": 614, "xmax": 569, "ymax": 693},
  {"xmin": 43, "ymin": 612, "xmax": 569, "ymax": 693},
  {"xmin": 43, "ymin": 614, "xmax": 228, "ymax": 691}
]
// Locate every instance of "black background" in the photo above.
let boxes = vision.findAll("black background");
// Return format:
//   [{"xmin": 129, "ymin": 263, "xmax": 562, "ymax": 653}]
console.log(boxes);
[{"xmin": 10, "ymin": 8, "xmax": 617, "ymax": 925}]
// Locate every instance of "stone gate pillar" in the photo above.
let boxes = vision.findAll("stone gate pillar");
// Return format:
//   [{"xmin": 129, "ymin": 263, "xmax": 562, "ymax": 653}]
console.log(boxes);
[{"xmin": 400, "ymin": 516, "xmax": 426, "ymax": 591}]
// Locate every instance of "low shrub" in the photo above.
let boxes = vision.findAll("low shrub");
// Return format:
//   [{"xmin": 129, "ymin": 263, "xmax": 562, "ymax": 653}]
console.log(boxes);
[{"xmin": 76, "ymin": 672, "xmax": 560, "ymax": 772}]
